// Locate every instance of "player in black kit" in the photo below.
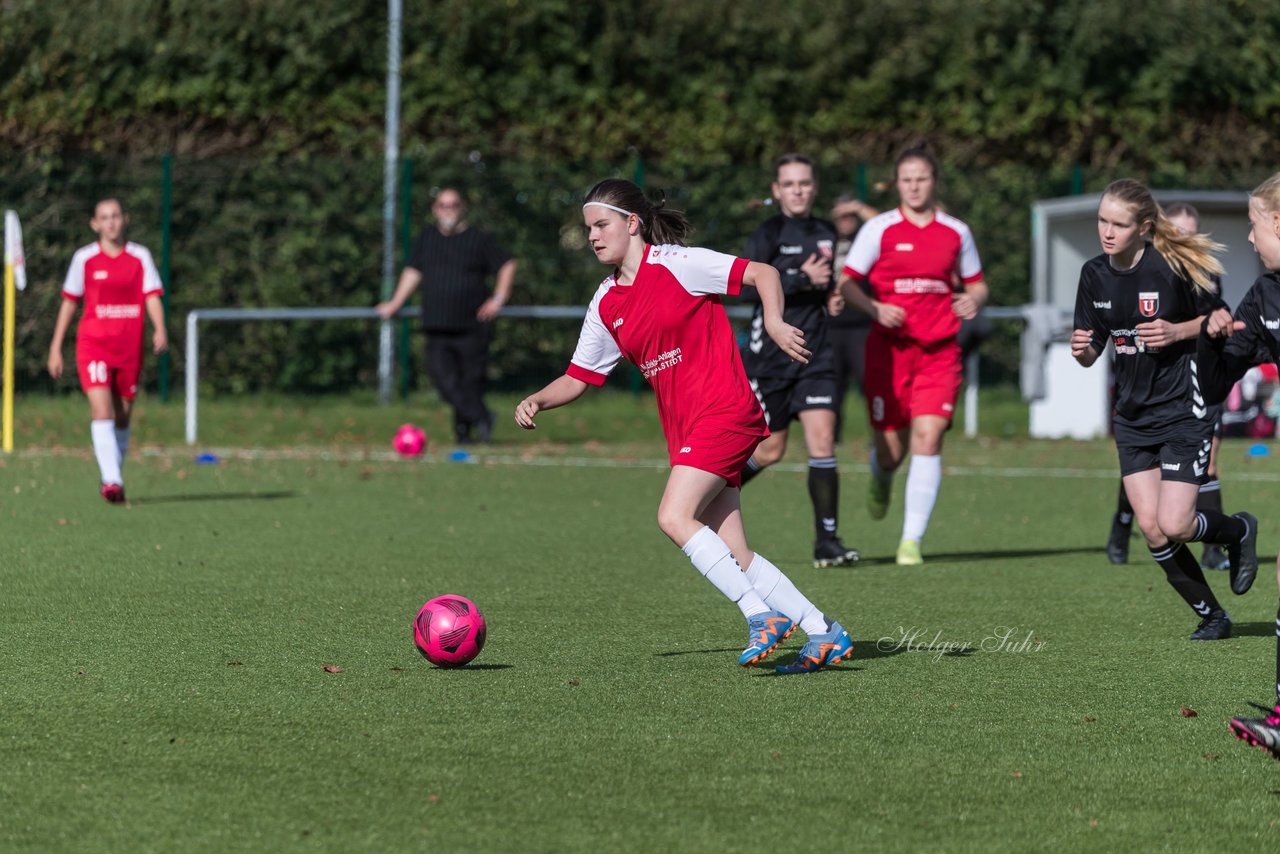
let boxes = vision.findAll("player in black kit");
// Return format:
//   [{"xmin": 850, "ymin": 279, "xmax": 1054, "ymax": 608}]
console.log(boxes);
[
  {"xmin": 1105, "ymin": 202, "xmax": 1234, "ymax": 571},
  {"xmin": 1072, "ymin": 179, "xmax": 1257, "ymax": 641},
  {"xmin": 1196, "ymin": 172, "xmax": 1280, "ymax": 758},
  {"xmin": 738, "ymin": 154, "xmax": 860, "ymax": 568}
]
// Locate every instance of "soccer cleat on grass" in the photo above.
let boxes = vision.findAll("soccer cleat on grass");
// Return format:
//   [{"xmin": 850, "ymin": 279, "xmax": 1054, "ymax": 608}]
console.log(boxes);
[
  {"xmin": 867, "ymin": 475, "xmax": 891, "ymax": 520},
  {"xmin": 814, "ymin": 537, "xmax": 860, "ymax": 568},
  {"xmin": 1200, "ymin": 544, "xmax": 1230, "ymax": 571},
  {"xmin": 1106, "ymin": 513, "xmax": 1131, "ymax": 565},
  {"xmin": 100, "ymin": 482, "xmax": 126, "ymax": 504},
  {"xmin": 738, "ymin": 610, "xmax": 794, "ymax": 667},
  {"xmin": 895, "ymin": 539, "xmax": 923, "ymax": 566},
  {"xmin": 1227, "ymin": 511, "xmax": 1258, "ymax": 595},
  {"xmin": 776, "ymin": 621, "xmax": 854, "ymax": 674},
  {"xmin": 1229, "ymin": 704, "xmax": 1280, "ymax": 761},
  {"xmin": 1189, "ymin": 608, "xmax": 1231, "ymax": 641}
]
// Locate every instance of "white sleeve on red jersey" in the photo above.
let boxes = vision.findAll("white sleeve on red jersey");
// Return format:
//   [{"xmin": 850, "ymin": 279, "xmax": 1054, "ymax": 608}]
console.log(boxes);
[
  {"xmin": 647, "ymin": 244, "xmax": 749, "ymax": 297},
  {"xmin": 61, "ymin": 244, "xmax": 99, "ymax": 300},
  {"xmin": 937, "ymin": 212, "xmax": 984, "ymax": 284},
  {"xmin": 127, "ymin": 243, "xmax": 165, "ymax": 294},
  {"xmin": 566, "ymin": 280, "xmax": 622, "ymax": 386},
  {"xmin": 841, "ymin": 210, "xmax": 897, "ymax": 280}
]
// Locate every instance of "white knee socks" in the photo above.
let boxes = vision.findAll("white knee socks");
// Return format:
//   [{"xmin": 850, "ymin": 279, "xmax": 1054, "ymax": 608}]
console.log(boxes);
[
  {"xmin": 681, "ymin": 526, "xmax": 768, "ymax": 618},
  {"xmin": 90, "ymin": 419, "xmax": 122, "ymax": 485},
  {"xmin": 903, "ymin": 454, "xmax": 942, "ymax": 542},
  {"xmin": 744, "ymin": 552, "xmax": 829, "ymax": 637}
]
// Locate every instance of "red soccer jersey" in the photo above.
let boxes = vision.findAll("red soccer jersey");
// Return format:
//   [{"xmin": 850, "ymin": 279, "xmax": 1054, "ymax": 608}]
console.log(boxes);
[
  {"xmin": 62, "ymin": 242, "xmax": 163, "ymax": 364},
  {"xmin": 841, "ymin": 209, "xmax": 982, "ymax": 344},
  {"xmin": 567, "ymin": 245, "xmax": 767, "ymax": 457}
]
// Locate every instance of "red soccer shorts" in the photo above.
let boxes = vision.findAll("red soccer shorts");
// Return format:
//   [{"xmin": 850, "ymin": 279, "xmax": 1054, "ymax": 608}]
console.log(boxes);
[
  {"xmin": 76, "ymin": 344, "xmax": 141, "ymax": 400},
  {"xmin": 669, "ymin": 420, "xmax": 766, "ymax": 489},
  {"xmin": 864, "ymin": 330, "xmax": 961, "ymax": 431}
]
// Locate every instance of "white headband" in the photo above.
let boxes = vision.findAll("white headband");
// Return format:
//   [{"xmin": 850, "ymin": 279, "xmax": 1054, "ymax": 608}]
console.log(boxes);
[{"xmin": 583, "ymin": 201, "xmax": 644, "ymax": 225}]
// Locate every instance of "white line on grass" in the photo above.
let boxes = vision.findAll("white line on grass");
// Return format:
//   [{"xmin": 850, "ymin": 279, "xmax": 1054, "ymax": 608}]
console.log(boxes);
[{"xmin": 13, "ymin": 445, "xmax": 1280, "ymax": 482}]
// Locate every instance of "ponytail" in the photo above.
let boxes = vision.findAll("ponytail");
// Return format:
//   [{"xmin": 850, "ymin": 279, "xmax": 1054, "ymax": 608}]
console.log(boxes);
[{"xmin": 583, "ymin": 179, "xmax": 693, "ymax": 246}]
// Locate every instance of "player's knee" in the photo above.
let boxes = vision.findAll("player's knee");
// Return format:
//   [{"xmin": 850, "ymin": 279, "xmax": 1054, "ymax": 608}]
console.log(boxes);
[
  {"xmin": 754, "ymin": 443, "xmax": 786, "ymax": 467},
  {"xmin": 1156, "ymin": 512, "xmax": 1196, "ymax": 544},
  {"xmin": 1136, "ymin": 517, "xmax": 1165, "ymax": 547},
  {"xmin": 655, "ymin": 505, "xmax": 690, "ymax": 542}
]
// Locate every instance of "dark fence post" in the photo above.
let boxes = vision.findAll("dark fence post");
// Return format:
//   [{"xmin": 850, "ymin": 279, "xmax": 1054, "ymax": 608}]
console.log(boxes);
[{"xmin": 159, "ymin": 153, "xmax": 173, "ymax": 402}]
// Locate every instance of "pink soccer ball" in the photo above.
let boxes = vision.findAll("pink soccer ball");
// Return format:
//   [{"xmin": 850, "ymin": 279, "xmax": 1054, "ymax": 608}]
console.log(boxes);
[
  {"xmin": 393, "ymin": 423, "xmax": 427, "ymax": 456},
  {"xmin": 414, "ymin": 594, "xmax": 487, "ymax": 668}
]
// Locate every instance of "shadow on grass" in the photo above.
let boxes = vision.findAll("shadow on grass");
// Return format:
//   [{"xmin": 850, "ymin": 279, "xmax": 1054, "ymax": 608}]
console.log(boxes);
[
  {"xmin": 443, "ymin": 663, "xmax": 512, "ymax": 671},
  {"xmin": 1229, "ymin": 622, "xmax": 1280, "ymax": 638},
  {"xmin": 655, "ymin": 637, "xmax": 971, "ymax": 665},
  {"xmin": 130, "ymin": 491, "xmax": 297, "ymax": 506},
  {"xmin": 821, "ymin": 545, "xmax": 1108, "ymax": 568}
]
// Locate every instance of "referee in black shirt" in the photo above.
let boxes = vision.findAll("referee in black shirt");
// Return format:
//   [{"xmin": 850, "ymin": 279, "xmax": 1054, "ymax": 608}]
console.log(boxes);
[{"xmin": 378, "ymin": 188, "xmax": 517, "ymax": 443}]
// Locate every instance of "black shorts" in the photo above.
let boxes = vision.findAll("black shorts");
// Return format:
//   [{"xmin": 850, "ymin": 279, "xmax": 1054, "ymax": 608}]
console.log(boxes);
[
  {"xmin": 749, "ymin": 374, "xmax": 837, "ymax": 429},
  {"xmin": 1116, "ymin": 424, "xmax": 1213, "ymax": 486}
]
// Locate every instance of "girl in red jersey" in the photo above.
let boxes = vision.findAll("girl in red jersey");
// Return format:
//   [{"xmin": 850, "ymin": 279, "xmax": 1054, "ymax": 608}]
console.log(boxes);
[
  {"xmin": 837, "ymin": 143, "xmax": 988, "ymax": 566},
  {"xmin": 515, "ymin": 179, "xmax": 852, "ymax": 673},
  {"xmin": 47, "ymin": 198, "xmax": 168, "ymax": 503}
]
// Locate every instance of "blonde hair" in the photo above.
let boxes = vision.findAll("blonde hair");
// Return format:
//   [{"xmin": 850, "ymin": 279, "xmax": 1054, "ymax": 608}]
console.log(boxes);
[
  {"xmin": 1252, "ymin": 173, "xmax": 1280, "ymax": 215},
  {"xmin": 1102, "ymin": 179, "xmax": 1224, "ymax": 292}
]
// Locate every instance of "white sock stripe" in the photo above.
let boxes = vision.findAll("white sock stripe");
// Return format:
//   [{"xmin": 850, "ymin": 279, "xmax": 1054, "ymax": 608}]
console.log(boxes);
[
  {"xmin": 808, "ymin": 457, "xmax": 837, "ymax": 469},
  {"xmin": 749, "ymin": 379, "xmax": 771, "ymax": 427},
  {"xmin": 1193, "ymin": 513, "xmax": 1208, "ymax": 541},
  {"xmin": 1150, "ymin": 543, "xmax": 1180, "ymax": 561},
  {"xmin": 745, "ymin": 457, "xmax": 762, "ymax": 473},
  {"xmin": 1199, "ymin": 479, "xmax": 1221, "ymax": 493}
]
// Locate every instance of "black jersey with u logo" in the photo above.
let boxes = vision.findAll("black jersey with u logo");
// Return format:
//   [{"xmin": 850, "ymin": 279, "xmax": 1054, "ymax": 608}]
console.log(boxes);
[{"xmin": 1073, "ymin": 243, "xmax": 1224, "ymax": 443}]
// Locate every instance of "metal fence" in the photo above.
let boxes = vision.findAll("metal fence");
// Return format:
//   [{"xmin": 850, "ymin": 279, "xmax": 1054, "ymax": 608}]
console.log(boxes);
[{"xmin": 184, "ymin": 304, "xmax": 1026, "ymax": 445}]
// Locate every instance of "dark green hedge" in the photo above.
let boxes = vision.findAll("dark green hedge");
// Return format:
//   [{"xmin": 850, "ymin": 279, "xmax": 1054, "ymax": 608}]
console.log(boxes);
[{"xmin": 3, "ymin": 1, "xmax": 1278, "ymax": 394}]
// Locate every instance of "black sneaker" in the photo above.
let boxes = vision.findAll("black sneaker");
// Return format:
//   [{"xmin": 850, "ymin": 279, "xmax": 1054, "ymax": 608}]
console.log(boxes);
[
  {"xmin": 1190, "ymin": 608, "xmax": 1232, "ymax": 641},
  {"xmin": 814, "ymin": 537, "xmax": 860, "ymax": 568},
  {"xmin": 474, "ymin": 410, "xmax": 496, "ymax": 444},
  {"xmin": 454, "ymin": 421, "xmax": 473, "ymax": 445},
  {"xmin": 1229, "ymin": 704, "xmax": 1280, "ymax": 761},
  {"xmin": 1200, "ymin": 544, "xmax": 1230, "ymax": 571},
  {"xmin": 1227, "ymin": 511, "xmax": 1259, "ymax": 595},
  {"xmin": 1106, "ymin": 513, "xmax": 1131, "ymax": 565}
]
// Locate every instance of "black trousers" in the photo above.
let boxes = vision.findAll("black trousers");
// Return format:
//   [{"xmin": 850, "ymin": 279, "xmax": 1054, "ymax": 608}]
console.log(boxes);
[
  {"xmin": 425, "ymin": 326, "xmax": 491, "ymax": 432},
  {"xmin": 829, "ymin": 322, "xmax": 870, "ymax": 442}
]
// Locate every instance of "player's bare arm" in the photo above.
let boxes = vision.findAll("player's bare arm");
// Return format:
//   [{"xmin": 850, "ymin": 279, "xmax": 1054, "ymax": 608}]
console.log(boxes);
[
  {"xmin": 838, "ymin": 272, "xmax": 905, "ymax": 328},
  {"xmin": 1136, "ymin": 315, "xmax": 1204, "ymax": 349},
  {"xmin": 951, "ymin": 279, "xmax": 988, "ymax": 320},
  {"xmin": 1202, "ymin": 307, "xmax": 1243, "ymax": 339},
  {"xmin": 477, "ymin": 259, "xmax": 517, "ymax": 321},
  {"xmin": 375, "ymin": 266, "xmax": 423, "ymax": 319},
  {"xmin": 744, "ymin": 261, "xmax": 810, "ymax": 364},
  {"xmin": 1071, "ymin": 328, "xmax": 1099, "ymax": 366},
  {"xmin": 514, "ymin": 374, "xmax": 589, "ymax": 429},
  {"xmin": 146, "ymin": 293, "xmax": 168, "ymax": 354},
  {"xmin": 798, "ymin": 252, "xmax": 832, "ymax": 289},
  {"xmin": 46, "ymin": 298, "xmax": 78, "ymax": 379}
]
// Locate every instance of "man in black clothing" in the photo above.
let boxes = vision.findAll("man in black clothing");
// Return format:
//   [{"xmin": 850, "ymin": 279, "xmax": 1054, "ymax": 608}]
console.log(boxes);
[
  {"xmin": 739, "ymin": 154, "xmax": 860, "ymax": 568},
  {"xmin": 377, "ymin": 188, "xmax": 517, "ymax": 443},
  {"xmin": 828, "ymin": 193, "xmax": 879, "ymax": 443}
]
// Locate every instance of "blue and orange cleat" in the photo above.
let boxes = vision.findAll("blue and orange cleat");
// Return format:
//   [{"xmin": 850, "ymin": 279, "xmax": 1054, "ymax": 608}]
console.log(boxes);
[
  {"xmin": 775, "ymin": 621, "xmax": 854, "ymax": 674},
  {"xmin": 739, "ymin": 610, "xmax": 794, "ymax": 667}
]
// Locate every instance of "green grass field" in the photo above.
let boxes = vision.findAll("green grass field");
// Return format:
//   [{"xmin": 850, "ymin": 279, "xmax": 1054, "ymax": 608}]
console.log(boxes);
[{"xmin": 3, "ymin": 392, "xmax": 1279, "ymax": 852}]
